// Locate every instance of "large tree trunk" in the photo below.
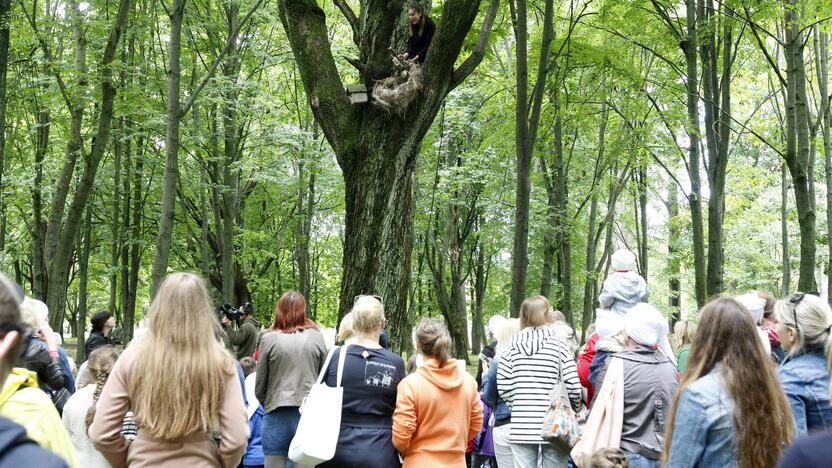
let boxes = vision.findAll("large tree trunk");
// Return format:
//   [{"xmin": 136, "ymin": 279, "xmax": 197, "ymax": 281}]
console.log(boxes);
[
  {"xmin": 280, "ymin": 0, "xmax": 499, "ymax": 351},
  {"xmin": 783, "ymin": 0, "xmax": 816, "ymax": 292},
  {"xmin": 151, "ymin": 0, "xmax": 185, "ymax": 296}
]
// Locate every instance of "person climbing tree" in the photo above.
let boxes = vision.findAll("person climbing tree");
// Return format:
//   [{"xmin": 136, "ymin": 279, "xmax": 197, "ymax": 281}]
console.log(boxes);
[{"xmin": 406, "ymin": 4, "xmax": 435, "ymax": 64}]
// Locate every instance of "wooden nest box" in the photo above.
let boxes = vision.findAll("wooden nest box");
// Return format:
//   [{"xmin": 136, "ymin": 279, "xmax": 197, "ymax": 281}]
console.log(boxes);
[{"xmin": 345, "ymin": 84, "xmax": 369, "ymax": 104}]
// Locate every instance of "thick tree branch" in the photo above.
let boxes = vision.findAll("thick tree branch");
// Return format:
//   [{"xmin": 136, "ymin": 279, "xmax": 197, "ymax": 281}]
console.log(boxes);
[
  {"xmin": 333, "ymin": 0, "xmax": 359, "ymax": 46},
  {"xmin": 450, "ymin": 0, "xmax": 500, "ymax": 89},
  {"xmin": 279, "ymin": 0, "xmax": 354, "ymax": 160}
]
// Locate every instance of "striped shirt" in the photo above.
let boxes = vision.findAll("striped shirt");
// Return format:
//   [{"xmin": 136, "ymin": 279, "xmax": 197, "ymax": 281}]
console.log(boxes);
[{"xmin": 496, "ymin": 326, "xmax": 583, "ymax": 444}]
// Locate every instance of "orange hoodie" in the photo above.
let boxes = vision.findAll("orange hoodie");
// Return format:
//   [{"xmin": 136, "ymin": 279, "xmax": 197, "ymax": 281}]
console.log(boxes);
[{"xmin": 393, "ymin": 358, "xmax": 483, "ymax": 468}]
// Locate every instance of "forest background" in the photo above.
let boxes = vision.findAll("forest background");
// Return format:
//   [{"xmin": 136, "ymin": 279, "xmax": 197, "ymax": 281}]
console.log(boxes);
[{"xmin": 1, "ymin": 0, "xmax": 830, "ymax": 360}]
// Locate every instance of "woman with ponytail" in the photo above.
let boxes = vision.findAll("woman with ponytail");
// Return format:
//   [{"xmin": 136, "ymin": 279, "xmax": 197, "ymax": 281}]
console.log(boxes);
[
  {"xmin": 62, "ymin": 345, "xmax": 118, "ymax": 468},
  {"xmin": 774, "ymin": 293, "xmax": 832, "ymax": 435},
  {"xmin": 393, "ymin": 317, "xmax": 483, "ymax": 467},
  {"xmin": 664, "ymin": 298, "xmax": 794, "ymax": 467}
]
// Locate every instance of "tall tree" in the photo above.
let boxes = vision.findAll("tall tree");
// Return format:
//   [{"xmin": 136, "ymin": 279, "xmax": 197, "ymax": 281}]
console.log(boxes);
[
  {"xmin": 508, "ymin": 0, "xmax": 554, "ymax": 316},
  {"xmin": 279, "ymin": 0, "xmax": 500, "ymax": 349}
]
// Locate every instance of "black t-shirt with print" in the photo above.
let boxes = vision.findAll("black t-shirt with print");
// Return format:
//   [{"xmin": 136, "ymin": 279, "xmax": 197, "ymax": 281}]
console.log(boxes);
[{"xmin": 323, "ymin": 345, "xmax": 406, "ymax": 420}]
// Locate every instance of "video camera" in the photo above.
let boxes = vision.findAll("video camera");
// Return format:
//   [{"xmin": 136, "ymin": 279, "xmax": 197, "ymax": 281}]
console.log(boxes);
[{"xmin": 218, "ymin": 303, "xmax": 244, "ymax": 322}]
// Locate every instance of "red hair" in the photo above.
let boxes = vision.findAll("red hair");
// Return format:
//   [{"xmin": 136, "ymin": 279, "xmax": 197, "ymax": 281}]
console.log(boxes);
[{"xmin": 272, "ymin": 291, "xmax": 317, "ymax": 333}]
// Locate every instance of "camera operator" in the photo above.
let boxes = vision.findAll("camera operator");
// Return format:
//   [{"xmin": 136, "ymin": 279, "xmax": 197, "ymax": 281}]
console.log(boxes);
[{"xmin": 222, "ymin": 302, "xmax": 261, "ymax": 360}]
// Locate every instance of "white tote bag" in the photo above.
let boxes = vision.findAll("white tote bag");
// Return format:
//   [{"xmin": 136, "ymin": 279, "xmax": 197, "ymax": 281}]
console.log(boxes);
[{"xmin": 289, "ymin": 344, "xmax": 350, "ymax": 465}]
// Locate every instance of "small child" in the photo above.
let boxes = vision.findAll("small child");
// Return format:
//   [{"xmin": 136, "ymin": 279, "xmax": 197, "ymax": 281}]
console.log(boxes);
[
  {"xmin": 598, "ymin": 250, "xmax": 649, "ymax": 315},
  {"xmin": 590, "ymin": 447, "xmax": 630, "ymax": 468}
]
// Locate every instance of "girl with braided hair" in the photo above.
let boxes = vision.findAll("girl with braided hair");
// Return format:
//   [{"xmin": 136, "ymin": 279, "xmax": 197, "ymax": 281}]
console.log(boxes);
[{"xmin": 62, "ymin": 345, "xmax": 119, "ymax": 468}]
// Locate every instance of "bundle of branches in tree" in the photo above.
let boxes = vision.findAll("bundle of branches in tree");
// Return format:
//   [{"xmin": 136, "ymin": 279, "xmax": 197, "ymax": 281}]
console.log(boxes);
[{"xmin": 372, "ymin": 54, "xmax": 423, "ymax": 116}]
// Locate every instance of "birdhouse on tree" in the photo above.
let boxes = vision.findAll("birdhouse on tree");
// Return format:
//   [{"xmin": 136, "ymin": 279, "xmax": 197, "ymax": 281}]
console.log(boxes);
[{"xmin": 345, "ymin": 84, "xmax": 369, "ymax": 104}]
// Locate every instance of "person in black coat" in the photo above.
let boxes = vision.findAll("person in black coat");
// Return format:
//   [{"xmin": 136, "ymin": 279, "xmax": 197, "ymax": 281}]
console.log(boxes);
[
  {"xmin": 85, "ymin": 310, "xmax": 115, "ymax": 359},
  {"xmin": 406, "ymin": 4, "xmax": 436, "ymax": 64}
]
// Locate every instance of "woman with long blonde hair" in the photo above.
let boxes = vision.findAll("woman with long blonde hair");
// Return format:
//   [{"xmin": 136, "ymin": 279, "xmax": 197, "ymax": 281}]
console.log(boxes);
[
  {"xmin": 672, "ymin": 319, "xmax": 696, "ymax": 373},
  {"xmin": 774, "ymin": 293, "xmax": 832, "ymax": 435},
  {"xmin": 89, "ymin": 272, "xmax": 249, "ymax": 468},
  {"xmin": 664, "ymin": 298, "xmax": 794, "ymax": 468}
]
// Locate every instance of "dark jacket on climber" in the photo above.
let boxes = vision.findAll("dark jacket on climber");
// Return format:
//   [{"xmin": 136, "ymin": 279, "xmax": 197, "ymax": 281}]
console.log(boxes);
[{"xmin": 407, "ymin": 16, "xmax": 436, "ymax": 64}]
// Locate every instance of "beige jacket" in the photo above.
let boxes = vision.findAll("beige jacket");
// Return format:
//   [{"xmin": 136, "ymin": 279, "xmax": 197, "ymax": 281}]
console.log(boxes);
[
  {"xmin": 254, "ymin": 328, "xmax": 327, "ymax": 412},
  {"xmin": 88, "ymin": 346, "xmax": 249, "ymax": 468}
]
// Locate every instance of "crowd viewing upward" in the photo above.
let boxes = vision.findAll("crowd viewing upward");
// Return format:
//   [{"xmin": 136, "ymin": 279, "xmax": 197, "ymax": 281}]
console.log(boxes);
[{"xmin": 0, "ymin": 246, "xmax": 831, "ymax": 468}]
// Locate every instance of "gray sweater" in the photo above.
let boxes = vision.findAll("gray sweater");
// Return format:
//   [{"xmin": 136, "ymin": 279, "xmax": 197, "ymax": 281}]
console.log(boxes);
[{"xmin": 254, "ymin": 328, "xmax": 327, "ymax": 412}]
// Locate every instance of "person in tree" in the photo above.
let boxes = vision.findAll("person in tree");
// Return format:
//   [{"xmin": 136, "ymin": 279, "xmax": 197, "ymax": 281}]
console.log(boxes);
[{"xmin": 405, "ymin": 4, "xmax": 435, "ymax": 64}]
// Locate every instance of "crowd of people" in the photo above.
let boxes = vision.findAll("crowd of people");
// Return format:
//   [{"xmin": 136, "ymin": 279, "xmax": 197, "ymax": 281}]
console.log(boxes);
[{"xmin": 0, "ymin": 247, "xmax": 830, "ymax": 467}]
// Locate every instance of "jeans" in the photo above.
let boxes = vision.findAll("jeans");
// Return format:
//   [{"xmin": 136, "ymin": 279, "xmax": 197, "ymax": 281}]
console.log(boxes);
[
  {"xmin": 493, "ymin": 424, "xmax": 514, "ymax": 468},
  {"xmin": 624, "ymin": 452, "xmax": 660, "ymax": 468},
  {"xmin": 511, "ymin": 443, "xmax": 567, "ymax": 468}
]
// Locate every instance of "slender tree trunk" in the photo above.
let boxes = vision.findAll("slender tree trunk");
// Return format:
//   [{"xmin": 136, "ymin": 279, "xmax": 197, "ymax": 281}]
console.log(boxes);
[
  {"xmin": 151, "ymin": 0, "xmax": 185, "ymax": 296},
  {"xmin": 0, "ymin": 0, "xmax": 11, "ymax": 252},
  {"xmin": 782, "ymin": 163, "xmax": 792, "ymax": 295},
  {"xmin": 124, "ymin": 136, "xmax": 143, "ymax": 344},
  {"xmin": 221, "ymin": 7, "xmax": 240, "ymax": 304},
  {"xmin": 783, "ymin": 0, "xmax": 816, "ymax": 292},
  {"xmin": 509, "ymin": 0, "xmax": 554, "ymax": 316},
  {"xmin": 109, "ymin": 126, "xmax": 122, "ymax": 318},
  {"xmin": 31, "ymin": 104, "xmax": 49, "ymax": 299},
  {"xmin": 508, "ymin": 0, "xmax": 530, "ymax": 316},
  {"xmin": 817, "ymin": 29, "xmax": 831, "ymax": 300},
  {"xmin": 637, "ymin": 166, "xmax": 648, "ymax": 277},
  {"xmin": 684, "ymin": 0, "xmax": 707, "ymax": 307},
  {"xmin": 77, "ymin": 206, "xmax": 92, "ymax": 362},
  {"xmin": 668, "ymin": 182, "xmax": 681, "ymax": 324},
  {"xmin": 582, "ymin": 103, "xmax": 608, "ymax": 326}
]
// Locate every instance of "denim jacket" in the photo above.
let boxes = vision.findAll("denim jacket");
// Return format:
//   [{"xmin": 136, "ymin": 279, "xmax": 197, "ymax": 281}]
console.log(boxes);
[
  {"xmin": 666, "ymin": 366, "xmax": 737, "ymax": 467},
  {"xmin": 483, "ymin": 356, "xmax": 510, "ymax": 422},
  {"xmin": 778, "ymin": 350, "xmax": 832, "ymax": 436}
]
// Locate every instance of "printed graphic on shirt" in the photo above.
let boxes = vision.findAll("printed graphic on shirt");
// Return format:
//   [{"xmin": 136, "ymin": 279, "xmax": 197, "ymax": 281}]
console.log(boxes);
[{"xmin": 364, "ymin": 361, "xmax": 396, "ymax": 388}]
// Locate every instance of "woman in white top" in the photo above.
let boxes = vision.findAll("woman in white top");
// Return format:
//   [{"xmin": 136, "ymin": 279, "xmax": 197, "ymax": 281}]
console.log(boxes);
[{"xmin": 62, "ymin": 345, "xmax": 119, "ymax": 468}]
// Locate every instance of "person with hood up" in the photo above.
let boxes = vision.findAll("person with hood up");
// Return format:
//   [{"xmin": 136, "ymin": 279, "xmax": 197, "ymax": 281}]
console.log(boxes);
[
  {"xmin": 588, "ymin": 310, "xmax": 628, "ymax": 398},
  {"xmin": 592, "ymin": 303, "xmax": 679, "ymax": 468},
  {"xmin": 598, "ymin": 250, "xmax": 649, "ymax": 315},
  {"xmin": 393, "ymin": 317, "xmax": 483, "ymax": 467},
  {"xmin": 0, "ymin": 271, "xmax": 70, "ymax": 468},
  {"xmin": 497, "ymin": 295, "xmax": 583, "ymax": 467}
]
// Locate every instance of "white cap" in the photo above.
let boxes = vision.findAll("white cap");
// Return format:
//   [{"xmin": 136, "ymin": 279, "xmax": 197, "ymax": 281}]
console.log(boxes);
[
  {"xmin": 624, "ymin": 303, "xmax": 668, "ymax": 347},
  {"xmin": 735, "ymin": 292, "xmax": 766, "ymax": 325},
  {"xmin": 611, "ymin": 249, "xmax": 637, "ymax": 272}
]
